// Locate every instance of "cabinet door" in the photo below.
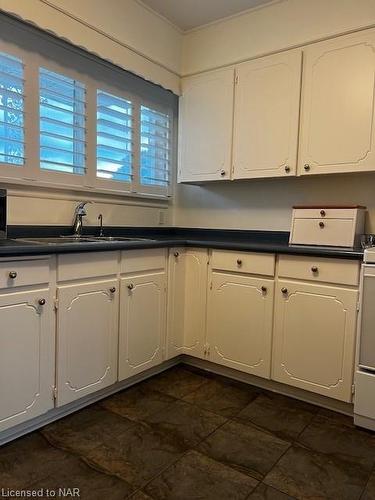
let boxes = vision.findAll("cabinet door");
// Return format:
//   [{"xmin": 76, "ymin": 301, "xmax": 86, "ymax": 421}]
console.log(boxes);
[
  {"xmin": 119, "ymin": 272, "xmax": 166, "ymax": 380},
  {"xmin": 167, "ymin": 248, "xmax": 208, "ymax": 359},
  {"xmin": 56, "ymin": 280, "xmax": 118, "ymax": 406},
  {"xmin": 0, "ymin": 289, "xmax": 54, "ymax": 432},
  {"xmin": 178, "ymin": 68, "xmax": 235, "ymax": 182},
  {"xmin": 207, "ymin": 273, "xmax": 274, "ymax": 378},
  {"xmin": 272, "ymin": 280, "xmax": 358, "ymax": 402},
  {"xmin": 233, "ymin": 50, "xmax": 301, "ymax": 179},
  {"xmin": 299, "ymin": 30, "xmax": 375, "ymax": 175}
]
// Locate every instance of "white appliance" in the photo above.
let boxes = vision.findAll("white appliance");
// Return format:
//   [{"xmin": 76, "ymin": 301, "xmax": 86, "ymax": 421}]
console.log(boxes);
[{"xmin": 354, "ymin": 247, "xmax": 375, "ymax": 430}]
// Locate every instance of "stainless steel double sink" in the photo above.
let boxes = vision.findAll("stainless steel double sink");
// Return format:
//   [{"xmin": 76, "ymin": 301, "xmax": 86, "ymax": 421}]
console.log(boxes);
[{"xmin": 14, "ymin": 236, "xmax": 155, "ymax": 245}]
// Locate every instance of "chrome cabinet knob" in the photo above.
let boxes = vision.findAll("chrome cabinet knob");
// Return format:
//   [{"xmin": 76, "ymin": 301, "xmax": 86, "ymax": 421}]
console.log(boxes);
[
  {"xmin": 320, "ymin": 210, "xmax": 326, "ymax": 217},
  {"xmin": 284, "ymin": 165, "xmax": 290, "ymax": 173},
  {"xmin": 220, "ymin": 170, "xmax": 226, "ymax": 177},
  {"xmin": 127, "ymin": 283, "xmax": 134, "ymax": 290},
  {"xmin": 174, "ymin": 252, "xmax": 179, "ymax": 258},
  {"xmin": 281, "ymin": 287, "xmax": 288, "ymax": 294},
  {"xmin": 236, "ymin": 259, "xmax": 242, "ymax": 266},
  {"xmin": 261, "ymin": 286, "xmax": 267, "ymax": 293},
  {"xmin": 38, "ymin": 298, "xmax": 46, "ymax": 306},
  {"xmin": 304, "ymin": 164, "xmax": 310, "ymax": 171},
  {"xmin": 8, "ymin": 271, "xmax": 17, "ymax": 279},
  {"xmin": 319, "ymin": 221, "xmax": 325, "ymax": 228},
  {"xmin": 109, "ymin": 287, "xmax": 116, "ymax": 293},
  {"xmin": 311, "ymin": 266, "xmax": 318, "ymax": 273}
]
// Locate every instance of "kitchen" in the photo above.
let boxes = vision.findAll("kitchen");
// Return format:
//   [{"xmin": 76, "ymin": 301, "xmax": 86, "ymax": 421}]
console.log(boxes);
[{"xmin": 1, "ymin": 0, "xmax": 375, "ymax": 498}]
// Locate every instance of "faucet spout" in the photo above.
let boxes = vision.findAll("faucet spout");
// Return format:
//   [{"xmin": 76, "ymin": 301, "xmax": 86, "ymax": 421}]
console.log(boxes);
[{"xmin": 72, "ymin": 201, "xmax": 91, "ymax": 237}]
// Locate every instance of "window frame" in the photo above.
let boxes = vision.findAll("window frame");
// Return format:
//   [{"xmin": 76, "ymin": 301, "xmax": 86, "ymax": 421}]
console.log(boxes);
[{"xmin": 0, "ymin": 15, "xmax": 177, "ymax": 200}]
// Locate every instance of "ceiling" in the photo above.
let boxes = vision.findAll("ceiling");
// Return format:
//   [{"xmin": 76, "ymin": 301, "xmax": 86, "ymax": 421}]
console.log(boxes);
[{"xmin": 140, "ymin": 0, "xmax": 275, "ymax": 31}]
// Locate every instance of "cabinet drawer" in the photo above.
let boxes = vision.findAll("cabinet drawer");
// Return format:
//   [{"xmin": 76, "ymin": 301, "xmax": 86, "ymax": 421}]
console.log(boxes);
[
  {"xmin": 291, "ymin": 218, "xmax": 354, "ymax": 247},
  {"xmin": 58, "ymin": 252, "xmax": 118, "ymax": 281},
  {"xmin": 211, "ymin": 250, "xmax": 275, "ymax": 276},
  {"xmin": 278, "ymin": 255, "xmax": 360, "ymax": 286},
  {"xmin": 293, "ymin": 208, "xmax": 359, "ymax": 219},
  {"xmin": 0, "ymin": 259, "xmax": 49, "ymax": 289},
  {"xmin": 121, "ymin": 249, "xmax": 166, "ymax": 274}
]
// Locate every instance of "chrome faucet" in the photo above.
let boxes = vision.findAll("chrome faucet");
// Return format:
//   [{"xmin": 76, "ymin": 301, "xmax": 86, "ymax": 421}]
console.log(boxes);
[
  {"xmin": 72, "ymin": 201, "xmax": 91, "ymax": 237},
  {"xmin": 98, "ymin": 213, "xmax": 104, "ymax": 237}
]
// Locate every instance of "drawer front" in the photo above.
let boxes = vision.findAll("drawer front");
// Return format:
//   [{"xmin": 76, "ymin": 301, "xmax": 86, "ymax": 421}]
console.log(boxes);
[
  {"xmin": 291, "ymin": 218, "xmax": 354, "ymax": 247},
  {"xmin": 293, "ymin": 208, "xmax": 358, "ymax": 219},
  {"xmin": 58, "ymin": 252, "xmax": 118, "ymax": 281},
  {"xmin": 121, "ymin": 249, "xmax": 167, "ymax": 274},
  {"xmin": 211, "ymin": 250, "xmax": 275, "ymax": 276},
  {"xmin": 278, "ymin": 255, "xmax": 360, "ymax": 286},
  {"xmin": 0, "ymin": 259, "xmax": 49, "ymax": 289}
]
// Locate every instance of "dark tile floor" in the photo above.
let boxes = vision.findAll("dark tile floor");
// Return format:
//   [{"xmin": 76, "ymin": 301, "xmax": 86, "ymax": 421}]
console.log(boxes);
[{"xmin": 1, "ymin": 364, "xmax": 375, "ymax": 499}]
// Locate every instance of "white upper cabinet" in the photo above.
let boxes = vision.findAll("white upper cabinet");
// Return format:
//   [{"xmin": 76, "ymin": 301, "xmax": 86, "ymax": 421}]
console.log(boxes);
[
  {"xmin": 167, "ymin": 248, "xmax": 208, "ymax": 359},
  {"xmin": 299, "ymin": 30, "xmax": 375, "ymax": 175},
  {"xmin": 233, "ymin": 50, "xmax": 302, "ymax": 179},
  {"xmin": 178, "ymin": 68, "xmax": 235, "ymax": 182}
]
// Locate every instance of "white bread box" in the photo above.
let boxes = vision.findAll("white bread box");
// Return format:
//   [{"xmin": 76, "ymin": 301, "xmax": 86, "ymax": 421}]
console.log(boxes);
[{"xmin": 289, "ymin": 205, "xmax": 366, "ymax": 247}]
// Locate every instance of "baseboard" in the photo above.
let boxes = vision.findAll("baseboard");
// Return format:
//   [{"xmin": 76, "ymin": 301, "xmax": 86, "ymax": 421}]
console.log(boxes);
[
  {"xmin": 181, "ymin": 356, "xmax": 354, "ymax": 417},
  {"xmin": 0, "ymin": 358, "xmax": 179, "ymax": 446}
]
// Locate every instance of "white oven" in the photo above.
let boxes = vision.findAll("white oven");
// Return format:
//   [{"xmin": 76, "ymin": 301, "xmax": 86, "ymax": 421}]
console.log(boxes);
[{"xmin": 354, "ymin": 248, "xmax": 375, "ymax": 429}]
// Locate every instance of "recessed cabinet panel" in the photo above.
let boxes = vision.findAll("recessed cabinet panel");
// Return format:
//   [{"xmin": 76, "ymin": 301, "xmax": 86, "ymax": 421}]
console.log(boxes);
[
  {"xmin": 299, "ymin": 30, "xmax": 375, "ymax": 175},
  {"xmin": 119, "ymin": 272, "xmax": 166, "ymax": 380},
  {"xmin": 178, "ymin": 68, "xmax": 235, "ymax": 182},
  {"xmin": 167, "ymin": 248, "xmax": 208, "ymax": 359},
  {"xmin": 56, "ymin": 280, "xmax": 118, "ymax": 406},
  {"xmin": 207, "ymin": 272, "xmax": 274, "ymax": 378},
  {"xmin": 0, "ymin": 289, "xmax": 54, "ymax": 432},
  {"xmin": 233, "ymin": 51, "xmax": 302, "ymax": 179},
  {"xmin": 272, "ymin": 280, "xmax": 358, "ymax": 401}
]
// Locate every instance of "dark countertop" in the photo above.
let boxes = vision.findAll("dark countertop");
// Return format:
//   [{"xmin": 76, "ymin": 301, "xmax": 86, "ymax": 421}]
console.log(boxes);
[{"xmin": 0, "ymin": 226, "xmax": 364, "ymax": 260}]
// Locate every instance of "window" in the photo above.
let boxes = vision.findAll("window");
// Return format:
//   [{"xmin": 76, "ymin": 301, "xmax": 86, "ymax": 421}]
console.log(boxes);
[
  {"xmin": 140, "ymin": 105, "xmax": 170, "ymax": 187},
  {"xmin": 0, "ymin": 15, "xmax": 177, "ymax": 198},
  {"xmin": 0, "ymin": 51, "xmax": 24, "ymax": 166},
  {"xmin": 40, "ymin": 68, "xmax": 86, "ymax": 175},
  {"xmin": 96, "ymin": 90, "xmax": 133, "ymax": 183}
]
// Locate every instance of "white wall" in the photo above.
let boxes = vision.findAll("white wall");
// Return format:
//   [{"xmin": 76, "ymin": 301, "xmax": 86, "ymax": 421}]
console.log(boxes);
[
  {"xmin": 175, "ymin": 0, "xmax": 375, "ymax": 232},
  {"xmin": 0, "ymin": 0, "xmax": 182, "ymax": 93},
  {"xmin": 182, "ymin": 0, "xmax": 375, "ymax": 76}
]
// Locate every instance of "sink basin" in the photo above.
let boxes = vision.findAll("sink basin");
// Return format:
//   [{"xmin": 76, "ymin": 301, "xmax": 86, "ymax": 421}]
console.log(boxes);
[{"xmin": 14, "ymin": 236, "xmax": 156, "ymax": 245}]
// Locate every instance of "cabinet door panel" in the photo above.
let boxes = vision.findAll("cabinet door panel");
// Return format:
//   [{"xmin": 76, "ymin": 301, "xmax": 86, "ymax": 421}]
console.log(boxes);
[
  {"xmin": 0, "ymin": 289, "xmax": 54, "ymax": 432},
  {"xmin": 207, "ymin": 273, "xmax": 274, "ymax": 378},
  {"xmin": 299, "ymin": 30, "xmax": 375, "ymax": 175},
  {"xmin": 167, "ymin": 248, "xmax": 208, "ymax": 359},
  {"xmin": 233, "ymin": 50, "xmax": 301, "ymax": 179},
  {"xmin": 119, "ymin": 273, "xmax": 166, "ymax": 380},
  {"xmin": 178, "ymin": 68, "xmax": 234, "ymax": 182},
  {"xmin": 272, "ymin": 280, "xmax": 357, "ymax": 401},
  {"xmin": 57, "ymin": 280, "xmax": 118, "ymax": 406}
]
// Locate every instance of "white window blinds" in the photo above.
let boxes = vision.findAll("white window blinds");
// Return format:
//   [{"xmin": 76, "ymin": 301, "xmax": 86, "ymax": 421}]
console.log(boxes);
[
  {"xmin": 96, "ymin": 90, "xmax": 133, "ymax": 182},
  {"xmin": 0, "ymin": 52, "xmax": 24, "ymax": 166},
  {"xmin": 40, "ymin": 68, "xmax": 86, "ymax": 175},
  {"xmin": 140, "ymin": 105, "xmax": 170, "ymax": 187}
]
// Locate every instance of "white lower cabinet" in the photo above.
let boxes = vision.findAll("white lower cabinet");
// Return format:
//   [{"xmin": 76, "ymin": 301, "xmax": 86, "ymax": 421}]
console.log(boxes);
[
  {"xmin": 207, "ymin": 272, "xmax": 274, "ymax": 378},
  {"xmin": 119, "ymin": 272, "xmax": 166, "ymax": 380},
  {"xmin": 0, "ymin": 288, "xmax": 54, "ymax": 432},
  {"xmin": 272, "ymin": 280, "xmax": 358, "ymax": 402},
  {"xmin": 56, "ymin": 279, "xmax": 118, "ymax": 406},
  {"xmin": 167, "ymin": 248, "xmax": 208, "ymax": 359}
]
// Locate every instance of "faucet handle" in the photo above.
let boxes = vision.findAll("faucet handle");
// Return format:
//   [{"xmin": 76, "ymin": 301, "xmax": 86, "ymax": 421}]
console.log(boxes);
[{"xmin": 75, "ymin": 201, "xmax": 91, "ymax": 215}]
